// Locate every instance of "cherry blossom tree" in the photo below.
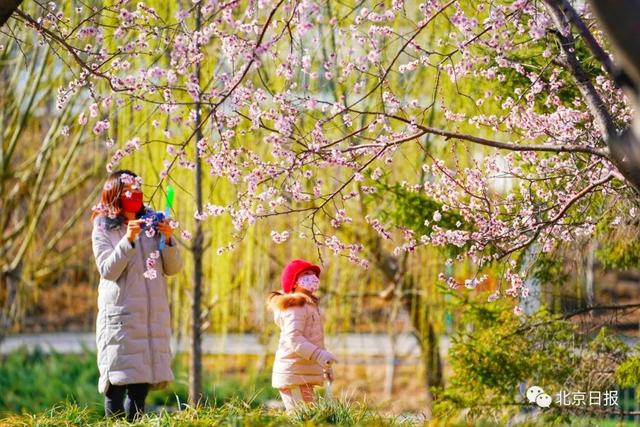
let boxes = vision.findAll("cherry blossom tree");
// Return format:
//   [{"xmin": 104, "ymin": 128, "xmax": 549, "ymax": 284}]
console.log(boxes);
[{"xmin": 3, "ymin": 0, "xmax": 639, "ymax": 406}]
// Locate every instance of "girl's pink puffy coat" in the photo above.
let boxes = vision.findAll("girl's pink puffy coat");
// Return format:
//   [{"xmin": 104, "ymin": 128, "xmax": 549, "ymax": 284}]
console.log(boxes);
[{"xmin": 268, "ymin": 292, "xmax": 326, "ymax": 388}]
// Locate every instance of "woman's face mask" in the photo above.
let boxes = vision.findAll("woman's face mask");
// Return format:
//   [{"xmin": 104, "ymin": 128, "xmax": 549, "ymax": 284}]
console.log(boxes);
[
  {"xmin": 297, "ymin": 273, "xmax": 320, "ymax": 293},
  {"xmin": 120, "ymin": 191, "xmax": 143, "ymax": 213}
]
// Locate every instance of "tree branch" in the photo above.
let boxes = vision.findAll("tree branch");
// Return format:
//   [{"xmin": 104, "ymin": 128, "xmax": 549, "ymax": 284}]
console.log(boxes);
[
  {"xmin": 554, "ymin": 0, "xmax": 616, "ymax": 79},
  {"xmin": 543, "ymin": 0, "xmax": 617, "ymax": 141},
  {"xmin": 563, "ymin": 302, "xmax": 640, "ymax": 319},
  {"xmin": 344, "ymin": 109, "xmax": 611, "ymax": 159}
]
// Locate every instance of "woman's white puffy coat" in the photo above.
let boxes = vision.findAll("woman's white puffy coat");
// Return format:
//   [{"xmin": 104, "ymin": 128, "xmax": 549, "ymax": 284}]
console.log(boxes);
[{"xmin": 92, "ymin": 215, "xmax": 182, "ymax": 394}]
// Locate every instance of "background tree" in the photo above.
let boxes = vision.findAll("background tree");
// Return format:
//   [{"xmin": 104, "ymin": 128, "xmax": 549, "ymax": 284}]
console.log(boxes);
[{"xmin": 0, "ymin": 34, "xmax": 105, "ymax": 341}]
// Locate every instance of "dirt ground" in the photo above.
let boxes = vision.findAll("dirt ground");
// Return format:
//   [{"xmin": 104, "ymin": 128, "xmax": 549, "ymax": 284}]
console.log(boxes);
[{"xmin": 331, "ymin": 360, "xmax": 430, "ymax": 414}]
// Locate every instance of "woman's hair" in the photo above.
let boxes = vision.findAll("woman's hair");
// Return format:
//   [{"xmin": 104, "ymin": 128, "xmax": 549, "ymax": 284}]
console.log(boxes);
[{"xmin": 90, "ymin": 169, "xmax": 142, "ymax": 222}]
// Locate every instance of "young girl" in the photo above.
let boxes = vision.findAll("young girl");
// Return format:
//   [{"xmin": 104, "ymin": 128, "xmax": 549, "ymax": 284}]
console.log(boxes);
[
  {"xmin": 91, "ymin": 170, "xmax": 182, "ymax": 421},
  {"xmin": 268, "ymin": 259, "xmax": 337, "ymax": 412}
]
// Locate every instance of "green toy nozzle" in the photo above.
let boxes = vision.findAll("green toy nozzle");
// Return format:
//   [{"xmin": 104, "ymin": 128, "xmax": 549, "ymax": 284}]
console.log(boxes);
[{"xmin": 165, "ymin": 185, "xmax": 175, "ymax": 212}]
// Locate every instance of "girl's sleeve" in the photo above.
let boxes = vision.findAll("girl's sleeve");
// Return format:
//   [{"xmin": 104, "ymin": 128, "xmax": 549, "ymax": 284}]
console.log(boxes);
[
  {"xmin": 280, "ymin": 306, "xmax": 319, "ymax": 360},
  {"xmin": 160, "ymin": 236, "xmax": 182, "ymax": 276},
  {"xmin": 92, "ymin": 222, "xmax": 135, "ymax": 281}
]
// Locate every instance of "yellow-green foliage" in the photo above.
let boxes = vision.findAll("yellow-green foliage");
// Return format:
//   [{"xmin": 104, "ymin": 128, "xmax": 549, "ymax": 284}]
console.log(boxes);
[{"xmin": 8, "ymin": 0, "xmax": 509, "ymax": 339}]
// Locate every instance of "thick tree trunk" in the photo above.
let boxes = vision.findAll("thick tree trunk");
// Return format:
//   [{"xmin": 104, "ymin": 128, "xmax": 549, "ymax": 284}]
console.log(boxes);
[
  {"xmin": 403, "ymin": 293, "xmax": 443, "ymax": 420},
  {"xmin": 370, "ymin": 244, "xmax": 442, "ymax": 418},
  {"xmin": 189, "ymin": 223, "xmax": 203, "ymax": 406},
  {"xmin": 585, "ymin": 241, "xmax": 596, "ymax": 307},
  {"xmin": 425, "ymin": 328, "xmax": 442, "ymax": 418},
  {"xmin": 188, "ymin": 3, "xmax": 204, "ymax": 407},
  {"xmin": 589, "ymin": 0, "xmax": 640, "ymax": 87},
  {"xmin": 0, "ymin": 0, "xmax": 22, "ymax": 28},
  {"xmin": 589, "ymin": 0, "xmax": 640, "ymax": 192},
  {"xmin": 0, "ymin": 264, "xmax": 21, "ymax": 344},
  {"xmin": 543, "ymin": 0, "xmax": 640, "ymax": 192}
]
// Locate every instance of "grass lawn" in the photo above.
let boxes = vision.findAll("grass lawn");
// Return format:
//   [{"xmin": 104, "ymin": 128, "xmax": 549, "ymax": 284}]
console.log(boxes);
[
  {"xmin": 1, "ymin": 348, "xmax": 637, "ymax": 426},
  {"xmin": 0, "ymin": 400, "xmax": 411, "ymax": 426}
]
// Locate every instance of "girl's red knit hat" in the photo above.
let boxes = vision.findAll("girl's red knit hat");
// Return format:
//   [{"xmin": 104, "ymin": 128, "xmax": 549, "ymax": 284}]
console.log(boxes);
[{"xmin": 281, "ymin": 259, "xmax": 321, "ymax": 293}]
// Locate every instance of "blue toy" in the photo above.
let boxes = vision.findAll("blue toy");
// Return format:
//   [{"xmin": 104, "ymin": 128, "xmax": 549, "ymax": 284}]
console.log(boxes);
[
  {"xmin": 140, "ymin": 210, "xmax": 166, "ymax": 231},
  {"xmin": 140, "ymin": 186, "xmax": 174, "ymax": 251}
]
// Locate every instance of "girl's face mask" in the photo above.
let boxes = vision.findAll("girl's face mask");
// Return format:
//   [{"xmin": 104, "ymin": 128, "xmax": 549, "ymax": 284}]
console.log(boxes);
[
  {"xmin": 297, "ymin": 274, "xmax": 320, "ymax": 293},
  {"xmin": 120, "ymin": 191, "xmax": 143, "ymax": 213}
]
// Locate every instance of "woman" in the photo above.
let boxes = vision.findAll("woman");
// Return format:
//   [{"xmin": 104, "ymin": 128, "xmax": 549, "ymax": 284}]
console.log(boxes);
[{"xmin": 91, "ymin": 170, "xmax": 182, "ymax": 421}]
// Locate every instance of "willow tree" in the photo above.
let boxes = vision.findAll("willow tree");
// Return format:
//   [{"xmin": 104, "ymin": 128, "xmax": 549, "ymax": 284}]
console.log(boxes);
[
  {"xmin": 0, "ymin": 35, "xmax": 105, "ymax": 341},
  {"xmin": 4, "ymin": 0, "xmax": 640, "ymax": 410}
]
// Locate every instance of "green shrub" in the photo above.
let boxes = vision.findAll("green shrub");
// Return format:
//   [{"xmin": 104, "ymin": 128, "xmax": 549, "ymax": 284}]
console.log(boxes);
[{"xmin": 435, "ymin": 294, "xmax": 630, "ymax": 422}]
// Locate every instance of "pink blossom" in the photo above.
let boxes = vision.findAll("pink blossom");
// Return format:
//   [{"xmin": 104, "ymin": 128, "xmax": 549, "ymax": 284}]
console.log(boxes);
[
  {"xmin": 93, "ymin": 120, "xmax": 109, "ymax": 135},
  {"xmin": 270, "ymin": 230, "xmax": 290, "ymax": 244},
  {"xmin": 143, "ymin": 268, "xmax": 157, "ymax": 280},
  {"xmin": 145, "ymin": 258, "xmax": 156, "ymax": 269},
  {"xmin": 488, "ymin": 292, "xmax": 500, "ymax": 303}
]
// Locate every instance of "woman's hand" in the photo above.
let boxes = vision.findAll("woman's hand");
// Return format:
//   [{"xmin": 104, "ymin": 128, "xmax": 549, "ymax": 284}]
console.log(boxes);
[
  {"xmin": 126, "ymin": 220, "xmax": 142, "ymax": 242},
  {"xmin": 157, "ymin": 219, "xmax": 173, "ymax": 241}
]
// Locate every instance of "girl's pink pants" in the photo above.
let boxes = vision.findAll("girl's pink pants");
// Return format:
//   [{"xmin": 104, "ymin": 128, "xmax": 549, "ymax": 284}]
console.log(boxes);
[{"xmin": 278, "ymin": 384, "xmax": 315, "ymax": 412}]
